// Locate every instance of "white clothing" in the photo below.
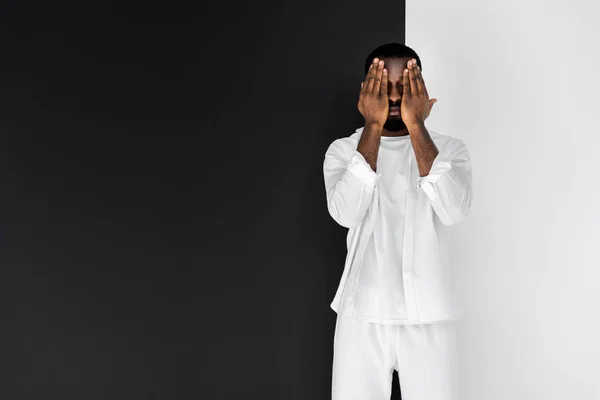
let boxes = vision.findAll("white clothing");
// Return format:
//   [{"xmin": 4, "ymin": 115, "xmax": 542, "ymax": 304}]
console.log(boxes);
[
  {"xmin": 323, "ymin": 126, "xmax": 473, "ymax": 324},
  {"xmin": 331, "ymin": 312, "xmax": 460, "ymax": 400},
  {"xmin": 353, "ymin": 134, "xmax": 413, "ymax": 322}
]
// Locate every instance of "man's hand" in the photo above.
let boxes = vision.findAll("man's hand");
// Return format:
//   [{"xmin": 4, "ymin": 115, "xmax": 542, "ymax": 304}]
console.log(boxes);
[
  {"xmin": 358, "ymin": 58, "xmax": 389, "ymax": 127},
  {"xmin": 401, "ymin": 58, "xmax": 437, "ymax": 126}
]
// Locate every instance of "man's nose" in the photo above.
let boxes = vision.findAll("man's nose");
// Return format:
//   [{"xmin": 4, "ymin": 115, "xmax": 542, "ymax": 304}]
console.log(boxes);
[
  {"xmin": 388, "ymin": 87, "xmax": 402, "ymax": 103},
  {"xmin": 388, "ymin": 94, "xmax": 402, "ymax": 104}
]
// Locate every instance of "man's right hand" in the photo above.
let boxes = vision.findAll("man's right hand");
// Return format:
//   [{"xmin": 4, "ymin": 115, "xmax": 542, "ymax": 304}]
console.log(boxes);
[{"xmin": 358, "ymin": 58, "xmax": 389, "ymax": 127}]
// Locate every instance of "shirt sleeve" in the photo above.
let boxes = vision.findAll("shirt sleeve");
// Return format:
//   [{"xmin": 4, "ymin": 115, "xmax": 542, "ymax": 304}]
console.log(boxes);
[
  {"xmin": 323, "ymin": 141, "xmax": 382, "ymax": 229},
  {"xmin": 414, "ymin": 138, "xmax": 473, "ymax": 226}
]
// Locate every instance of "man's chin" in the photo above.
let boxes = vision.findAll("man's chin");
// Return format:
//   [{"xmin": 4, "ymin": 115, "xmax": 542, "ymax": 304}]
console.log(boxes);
[{"xmin": 383, "ymin": 118, "xmax": 406, "ymax": 132}]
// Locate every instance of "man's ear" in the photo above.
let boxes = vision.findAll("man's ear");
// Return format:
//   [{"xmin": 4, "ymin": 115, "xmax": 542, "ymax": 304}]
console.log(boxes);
[
  {"xmin": 424, "ymin": 98, "xmax": 438, "ymax": 120},
  {"xmin": 429, "ymin": 98, "xmax": 438, "ymax": 110}
]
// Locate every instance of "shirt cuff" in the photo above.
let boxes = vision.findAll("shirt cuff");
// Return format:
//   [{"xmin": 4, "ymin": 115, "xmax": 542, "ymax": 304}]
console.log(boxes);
[
  {"xmin": 414, "ymin": 150, "xmax": 453, "ymax": 191},
  {"xmin": 348, "ymin": 150, "xmax": 382, "ymax": 188}
]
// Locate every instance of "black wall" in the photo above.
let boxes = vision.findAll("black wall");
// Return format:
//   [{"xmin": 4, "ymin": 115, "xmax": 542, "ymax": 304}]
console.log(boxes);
[{"xmin": 0, "ymin": 1, "xmax": 406, "ymax": 398}]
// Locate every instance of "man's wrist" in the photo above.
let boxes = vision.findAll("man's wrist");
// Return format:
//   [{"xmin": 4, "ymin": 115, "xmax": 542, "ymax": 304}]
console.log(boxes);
[
  {"xmin": 364, "ymin": 120, "xmax": 385, "ymax": 131},
  {"xmin": 406, "ymin": 119, "xmax": 426, "ymax": 132}
]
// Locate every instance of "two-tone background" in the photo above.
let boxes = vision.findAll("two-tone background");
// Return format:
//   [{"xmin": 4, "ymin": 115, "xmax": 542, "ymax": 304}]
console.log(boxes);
[{"xmin": 1, "ymin": 1, "xmax": 598, "ymax": 399}]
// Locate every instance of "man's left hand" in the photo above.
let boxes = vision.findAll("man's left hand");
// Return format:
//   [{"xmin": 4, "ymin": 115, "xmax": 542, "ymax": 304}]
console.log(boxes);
[{"xmin": 401, "ymin": 58, "xmax": 438, "ymax": 126}]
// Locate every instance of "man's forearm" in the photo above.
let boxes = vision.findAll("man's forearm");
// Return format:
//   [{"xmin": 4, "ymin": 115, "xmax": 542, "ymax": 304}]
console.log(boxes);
[
  {"xmin": 407, "ymin": 120, "xmax": 439, "ymax": 177},
  {"xmin": 356, "ymin": 121, "xmax": 383, "ymax": 172}
]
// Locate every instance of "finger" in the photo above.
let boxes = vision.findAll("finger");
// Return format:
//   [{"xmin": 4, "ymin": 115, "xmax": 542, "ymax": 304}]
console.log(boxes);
[
  {"xmin": 403, "ymin": 67, "xmax": 411, "ymax": 97},
  {"xmin": 408, "ymin": 60, "xmax": 418, "ymax": 94},
  {"xmin": 373, "ymin": 60, "xmax": 384, "ymax": 94},
  {"xmin": 380, "ymin": 68, "xmax": 388, "ymax": 96},
  {"xmin": 362, "ymin": 62, "xmax": 374, "ymax": 94},
  {"xmin": 366, "ymin": 58, "xmax": 378, "ymax": 92},
  {"xmin": 416, "ymin": 64, "xmax": 428, "ymax": 97},
  {"xmin": 415, "ymin": 63, "xmax": 426, "ymax": 96},
  {"xmin": 363, "ymin": 63, "xmax": 374, "ymax": 93},
  {"xmin": 361, "ymin": 68, "xmax": 369, "ymax": 94}
]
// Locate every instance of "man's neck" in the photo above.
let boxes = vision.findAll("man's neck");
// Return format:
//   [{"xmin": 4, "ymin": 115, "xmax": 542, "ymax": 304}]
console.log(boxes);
[{"xmin": 382, "ymin": 127, "xmax": 409, "ymax": 137}]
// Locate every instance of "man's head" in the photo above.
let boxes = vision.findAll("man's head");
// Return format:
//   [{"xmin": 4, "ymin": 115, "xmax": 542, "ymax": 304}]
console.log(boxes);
[{"xmin": 364, "ymin": 43, "xmax": 422, "ymax": 132}]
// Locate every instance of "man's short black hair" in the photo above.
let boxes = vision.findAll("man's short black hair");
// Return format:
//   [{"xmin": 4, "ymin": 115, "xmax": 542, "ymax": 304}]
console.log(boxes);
[{"xmin": 364, "ymin": 43, "xmax": 422, "ymax": 76}]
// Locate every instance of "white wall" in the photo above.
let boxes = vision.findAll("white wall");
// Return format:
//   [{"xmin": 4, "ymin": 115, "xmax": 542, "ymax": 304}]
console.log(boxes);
[{"xmin": 406, "ymin": 1, "xmax": 600, "ymax": 399}]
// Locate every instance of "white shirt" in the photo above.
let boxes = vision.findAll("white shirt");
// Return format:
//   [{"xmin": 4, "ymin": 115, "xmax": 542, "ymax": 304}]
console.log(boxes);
[
  {"xmin": 353, "ymin": 134, "xmax": 412, "ymax": 323},
  {"xmin": 323, "ymin": 126, "xmax": 473, "ymax": 325}
]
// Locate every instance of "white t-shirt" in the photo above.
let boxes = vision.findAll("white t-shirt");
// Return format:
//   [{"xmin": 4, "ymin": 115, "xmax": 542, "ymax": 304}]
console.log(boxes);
[{"xmin": 353, "ymin": 134, "xmax": 413, "ymax": 323}]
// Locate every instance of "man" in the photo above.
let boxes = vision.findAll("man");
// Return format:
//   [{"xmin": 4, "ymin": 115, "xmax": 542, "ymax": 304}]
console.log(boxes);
[{"xmin": 323, "ymin": 43, "xmax": 473, "ymax": 400}]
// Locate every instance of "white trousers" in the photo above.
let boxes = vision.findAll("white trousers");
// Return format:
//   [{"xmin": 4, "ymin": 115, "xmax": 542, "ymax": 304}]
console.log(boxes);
[{"xmin": 331, "ymin": 312, "xmax": 460, "ymax": 400}]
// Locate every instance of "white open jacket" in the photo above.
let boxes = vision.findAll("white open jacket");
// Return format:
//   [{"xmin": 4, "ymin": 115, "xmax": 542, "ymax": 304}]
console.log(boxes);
[{"xmin": 323, "ymin": 126, "xmax": 473, "ymax": 323}]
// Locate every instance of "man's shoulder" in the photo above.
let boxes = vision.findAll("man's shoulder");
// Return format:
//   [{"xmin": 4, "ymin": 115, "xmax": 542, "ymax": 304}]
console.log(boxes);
[
  {"xmin": 336, "ymin": 126, "xmax": 363, "ymax": 145},
  {"xmin": 324, "ymin": 127, "xmax": 363, "ymax": 156},
  {"xmin": 431, "ymin": 130, "xmax": 471, "ymax": 156},
  {"xmin": 428, "ymin": 128, "xmax": 466, "ymax": 148}
]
